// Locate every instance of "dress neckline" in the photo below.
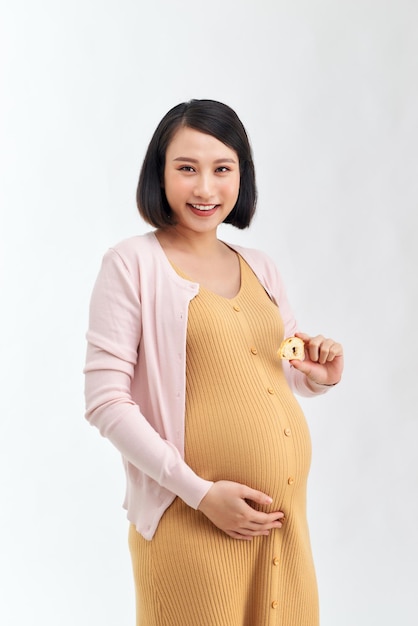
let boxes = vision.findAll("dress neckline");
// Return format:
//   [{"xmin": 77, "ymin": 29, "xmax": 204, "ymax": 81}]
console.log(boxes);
[{"xmin": 170, "ymin": 253, "xmax": 244, "ymax": 302}]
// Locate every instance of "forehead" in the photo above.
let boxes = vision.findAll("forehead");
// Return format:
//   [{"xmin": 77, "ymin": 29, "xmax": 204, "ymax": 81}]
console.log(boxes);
[{"xmin": 166, "ymin": 126, "xmax": 238, "ymax": 160}]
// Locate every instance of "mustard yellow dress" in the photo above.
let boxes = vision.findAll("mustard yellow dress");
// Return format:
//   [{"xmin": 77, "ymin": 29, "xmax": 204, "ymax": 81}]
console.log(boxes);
[{"xmin": 129, "ymin": 255, "xmax": 319, "ymax": 626}]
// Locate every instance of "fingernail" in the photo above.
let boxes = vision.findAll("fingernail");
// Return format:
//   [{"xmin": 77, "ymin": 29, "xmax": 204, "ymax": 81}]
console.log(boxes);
[{"xmin": 266, "ymin": 497, "xmax": 273, "ymax": 504}]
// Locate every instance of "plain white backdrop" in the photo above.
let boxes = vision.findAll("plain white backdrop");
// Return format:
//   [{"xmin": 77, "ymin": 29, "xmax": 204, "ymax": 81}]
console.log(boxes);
[{"xmin": 1, "ymin": 1, "xmax": 417, "ymax": 624}]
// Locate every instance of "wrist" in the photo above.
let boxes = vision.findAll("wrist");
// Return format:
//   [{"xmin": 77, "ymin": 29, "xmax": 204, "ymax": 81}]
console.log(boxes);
[{"xmin": 307, "ymin": 377, "xmax": 340, "ymax": 389}]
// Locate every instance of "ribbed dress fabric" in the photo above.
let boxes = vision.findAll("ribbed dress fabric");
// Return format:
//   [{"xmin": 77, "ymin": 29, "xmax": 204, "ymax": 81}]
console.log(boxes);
[{"xmin": 129, "ymin": 255, "xmax": 319, "ymax": 626}]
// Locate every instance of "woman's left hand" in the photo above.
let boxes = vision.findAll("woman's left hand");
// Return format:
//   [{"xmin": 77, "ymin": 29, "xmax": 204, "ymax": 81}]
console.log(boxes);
[{"xmin": 290, "ymin": 332, "xmax": 344, "ymax": 387}]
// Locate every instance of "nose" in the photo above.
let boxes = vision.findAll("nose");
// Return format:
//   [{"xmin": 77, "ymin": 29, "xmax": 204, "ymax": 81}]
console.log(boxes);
[{"xmin": 193, "ymin": 172, "xmax": 214, "ymax": 200}]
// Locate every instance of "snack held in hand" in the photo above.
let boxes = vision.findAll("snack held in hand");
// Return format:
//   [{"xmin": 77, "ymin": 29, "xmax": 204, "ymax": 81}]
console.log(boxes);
[{"xmin": 278, "ymin": 336, "xmax": 305, "ymax": 360}]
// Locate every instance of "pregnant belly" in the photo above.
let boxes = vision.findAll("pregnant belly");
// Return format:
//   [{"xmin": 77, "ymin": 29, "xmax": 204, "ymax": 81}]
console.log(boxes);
[{"xmin": 184, "ymin": 390, "xmax": 312, "ymax": 509}]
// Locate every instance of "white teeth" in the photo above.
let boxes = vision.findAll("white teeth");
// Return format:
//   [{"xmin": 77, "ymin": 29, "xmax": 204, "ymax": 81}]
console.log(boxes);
[{"xmin": 191, "ymin": 204, "xmax": 217, "ymax": 211}]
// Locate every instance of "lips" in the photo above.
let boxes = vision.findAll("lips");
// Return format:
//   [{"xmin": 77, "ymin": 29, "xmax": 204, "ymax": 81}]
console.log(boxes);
[
  {"xmin": 188, "ymin": 203, "xmax": 219, "ymax": 216},
  {"xmin": 190, "ymin": 204, "xmax": 217, "ymax": 211}
]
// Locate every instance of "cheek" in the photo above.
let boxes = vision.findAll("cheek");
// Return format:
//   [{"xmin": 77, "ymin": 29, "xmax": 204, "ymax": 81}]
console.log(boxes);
[
  {"xmin": 164, "ymin": 174, "xmax": 191, "ymax": 199},
  {"xmin": 224, "ymin": 175, "xmax": 241, "ymax": 202}
]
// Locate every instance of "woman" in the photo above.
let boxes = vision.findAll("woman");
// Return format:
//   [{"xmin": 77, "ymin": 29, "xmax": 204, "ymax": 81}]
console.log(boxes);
[{"xmin": 84, "ymin": 99, "xmax": 343, "ymax": 626}]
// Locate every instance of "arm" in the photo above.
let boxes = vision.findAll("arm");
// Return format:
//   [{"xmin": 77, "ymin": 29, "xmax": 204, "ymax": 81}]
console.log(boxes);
[
  {"xmin": 257, "ymin": 251, "xmax": 344, "ymax": 395},
  {"xmin": 84, "ymin": 248, "xmax": 212, "ymax": 509}
]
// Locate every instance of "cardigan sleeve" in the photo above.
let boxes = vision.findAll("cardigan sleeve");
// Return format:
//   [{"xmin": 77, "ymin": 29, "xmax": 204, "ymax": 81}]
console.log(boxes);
[
  {"xmin": 84, "ymin": 248, "xmax": 213, "ymax": 509},
  {"xmin": 275, "ymin": 282, "xmax": 328, "ymax": 397},
  {"xmin": 247, "ymin": 248, "xmax": 329, "ymax": 398}
]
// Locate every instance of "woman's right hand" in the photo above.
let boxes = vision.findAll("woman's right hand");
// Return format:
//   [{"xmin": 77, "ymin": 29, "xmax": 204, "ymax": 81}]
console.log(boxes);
[{"xmin": 197, "ymin": 480, "xmax": 284, "ymax": 540}]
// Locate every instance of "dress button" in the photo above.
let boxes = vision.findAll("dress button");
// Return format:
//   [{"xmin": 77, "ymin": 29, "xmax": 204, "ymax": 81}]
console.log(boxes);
[
  {"xmin": 251, "ymin": 347, "xmax": 258, "ymax": 355},
  {"xmin": 271, "ymin": 601, "xmax": 278, "ymax": 609},
  {"xmin": 288, "ymin": 477, "xmax": 294, "ymax": 485},
  {"xmin": 272, "ymin": 557, "xmax": 280, "ymax": 566},
  {"xmin": 284, "ymin": 427, "xmax": 291, "ymax": 437},
  {"xmin": 233, "ymin": 305, "xmax": 240, "ymax": 312},
  {"xmin": 267, "ymin": 387, "xmax": 274, "ymax": 395}
]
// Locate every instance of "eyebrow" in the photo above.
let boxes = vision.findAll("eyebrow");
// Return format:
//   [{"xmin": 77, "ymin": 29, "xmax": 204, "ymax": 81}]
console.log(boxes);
[{"xmin": 172, "ymin": 157, "xmax": 237, "ymax": 164}]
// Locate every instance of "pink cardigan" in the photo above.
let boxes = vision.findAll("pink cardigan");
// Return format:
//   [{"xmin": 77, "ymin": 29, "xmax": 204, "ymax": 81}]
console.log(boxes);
[{"xmin": 84, "ymin": 232, "xmax": 326, "ymax": 539}]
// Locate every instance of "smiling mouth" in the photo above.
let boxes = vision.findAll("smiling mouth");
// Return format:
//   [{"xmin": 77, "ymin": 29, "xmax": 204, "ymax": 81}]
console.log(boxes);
[{"xmin": 190, "ymin": 204, "xmax": 218, "ymax": 211}]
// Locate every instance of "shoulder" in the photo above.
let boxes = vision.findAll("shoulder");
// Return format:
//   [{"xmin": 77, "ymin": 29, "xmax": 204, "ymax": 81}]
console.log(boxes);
[
  {"xmin": 229, "ymin": 243, "xmax": 275, "ymax": 269},
  {"xmin": 92, "ymin": 232, "xmax": 160, "ymax": 292},
  {"xmin": 110, "ymin": 231, "xmax": 157, "ymax": 261},
  {"xmin": 227, "ymin": 243, "xmax": 283, "ymax": 291},
  {"xmin": 99, "ymin": 231, "xmax": 193, "ymax": 296},
  {"xmin": 101, "ymin": 231, "xmax": 159, "ymax": 272}
]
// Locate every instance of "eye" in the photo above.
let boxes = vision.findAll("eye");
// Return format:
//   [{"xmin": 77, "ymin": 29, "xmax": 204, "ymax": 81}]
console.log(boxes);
[
  {"xmin": 179, "ymin": 165, "xmax": 195, "ymax": 172},
  {"xmin": 215, "ymin": 166, "xmax": 230, "ymax": 173}
]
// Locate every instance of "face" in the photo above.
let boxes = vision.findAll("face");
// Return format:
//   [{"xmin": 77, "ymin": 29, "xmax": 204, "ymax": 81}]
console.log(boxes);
[{"xmin": 163, "ymin": 126, "xmax": 240, "ymax": 235}]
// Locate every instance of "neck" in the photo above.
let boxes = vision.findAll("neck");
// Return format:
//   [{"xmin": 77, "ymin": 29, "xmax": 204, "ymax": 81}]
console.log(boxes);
[{"xmin": 156, "ymin": 226, "xmax": 223, "ymax": 256}]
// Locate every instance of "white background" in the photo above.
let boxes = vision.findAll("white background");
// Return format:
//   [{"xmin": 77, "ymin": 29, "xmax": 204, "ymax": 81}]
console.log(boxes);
[{"xmin": 1, "ymin": 1, "xmax": 417, "ymax": 624}]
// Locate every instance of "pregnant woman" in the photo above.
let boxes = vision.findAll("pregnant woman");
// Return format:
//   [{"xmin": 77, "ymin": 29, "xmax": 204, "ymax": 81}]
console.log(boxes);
[{"xmin": 84, "ymin": 99, "xmax": 343, "ymax": 626}]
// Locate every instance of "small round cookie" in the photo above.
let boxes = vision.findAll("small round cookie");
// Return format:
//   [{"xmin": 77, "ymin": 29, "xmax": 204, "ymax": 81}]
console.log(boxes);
[{"xmin": 278, "ymin": 336, "xmax": 305, "ymax": 360}]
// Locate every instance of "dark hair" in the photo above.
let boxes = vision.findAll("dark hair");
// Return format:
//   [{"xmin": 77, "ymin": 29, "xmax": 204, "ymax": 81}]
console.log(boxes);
[{"xmin": 136, "ymin": 99, "xmax": 257, "ymax": 229}]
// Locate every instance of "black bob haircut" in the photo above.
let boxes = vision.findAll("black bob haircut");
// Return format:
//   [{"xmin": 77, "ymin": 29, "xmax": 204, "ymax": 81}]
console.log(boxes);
[{"xmin": 136, "ymin": 99, "xmax": 257, "ymax": 229}]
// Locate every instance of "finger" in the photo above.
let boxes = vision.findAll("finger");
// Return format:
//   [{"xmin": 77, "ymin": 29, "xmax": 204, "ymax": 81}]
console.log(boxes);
[
  {"xmin": 240, "ymin": 514, "xmax": 285, "ymax": 533},
  {"xmin": 327, "ymin": 342, "xmax": 343, "ymax": 360},
  {"xmin": 318, "ymin": 340, "xmax": 344, "ymax": 364},
  {"xmin": 242, "ymin": 508, "xmax": 284, "ymax": 531},
  {"xmin": 296, "ymin": 333, "xmax": 343, "ymax": 363},
  {"xmin": 245, "ymin": 520, "xmax": 283, "ymax": 535},
  {"xmin": 289, "ymin": 357, "xmax": 314, "ymax": 377},
  {"xmin": 300, "ymin": 335, "xmax": 332, "ymax": 363},
  {"xmin": 306, "ymin": 335, "xmax": 325, "ymax": 362},
  {"xmin": 317, "ymin": 338, "xmax": 335, "ymax": 364},
  {"xmin": 295, "ymin": 333, "xmax": 322, "ymax": 362},
  {"xmin": 243, "ymin": 517, "xmax": 283, "ymax": 531},
  {"xmin": 247, "ymin": 509, "xmax": 285, "ymax": 524},
  {"xmin": 242, "ymin": 486, "xmax": 274, "ymax": 507}
]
